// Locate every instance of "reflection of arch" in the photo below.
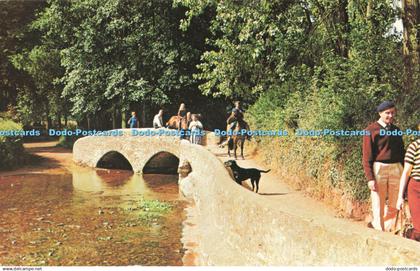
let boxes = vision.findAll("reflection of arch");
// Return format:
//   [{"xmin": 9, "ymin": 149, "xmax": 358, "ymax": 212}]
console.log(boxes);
[
  {"xmin": 143, "ymin": 151, "xmax": 179, "ymax": 174},
  {"xmin": 95, "ymin": 169, "xmax": 133, "ymax": 187},
  {"xmin": 96, "ymin": 151, "xmax": 133, "ymax": 171},
  {"xmin": 142, "ymin": 174, "xmax": 179, "ymax": 195}
]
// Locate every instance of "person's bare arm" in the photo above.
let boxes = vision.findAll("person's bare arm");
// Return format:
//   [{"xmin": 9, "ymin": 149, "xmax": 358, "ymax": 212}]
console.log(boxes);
[{"xmin": 396, "ymin": 163, "xmax": 413, "ymax": 210}]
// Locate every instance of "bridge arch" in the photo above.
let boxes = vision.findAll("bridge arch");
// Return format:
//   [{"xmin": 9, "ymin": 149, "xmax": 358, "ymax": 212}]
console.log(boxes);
[
  {"xmin": 143, "ymin": 151, "xmax": 179, "ymax": 174},
  {"xmin": 96, "ymin": 150, "xmax": 133, "ymax": 170},
  {"xmin": 73, "ymin": 129, "xmax": 182, "ymax": 173}
]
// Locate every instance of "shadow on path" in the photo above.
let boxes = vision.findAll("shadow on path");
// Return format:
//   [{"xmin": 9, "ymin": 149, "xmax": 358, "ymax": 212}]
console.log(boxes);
[{"xmin": 258, "ymin": 192, "xmax": 288, "ymax": 196}]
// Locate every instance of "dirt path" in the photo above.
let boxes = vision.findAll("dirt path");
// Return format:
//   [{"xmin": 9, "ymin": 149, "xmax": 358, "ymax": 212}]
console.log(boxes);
[
  {"xmin": 206, "ymin": 143, "xmax": 366, "ymax": 227},
  {"xmin": 0, "ymin": 141, "xmax": 73, "ymax": 177}
]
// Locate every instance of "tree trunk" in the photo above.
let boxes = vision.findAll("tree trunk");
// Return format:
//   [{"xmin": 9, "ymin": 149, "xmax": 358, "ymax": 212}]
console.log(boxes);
[
  {"xmin": 0, "ymin": 90, "xmax": 4, "ymax": 112},
  {"xmin": 87, "ymin": 116, "xmax": 91, "ymax": 130},
  {"xmin": 46, "ymin": 116, "xmax": 52, "ymax": 130},
  {"xmin": 314, "ymin": 0, "xmax": 350, "ymax": 58},
  {"xmin": 121, "ymin": 109, "xmax": 126, "ymax": 128},
  {"xmin": 112, "ymin": 106, "xmax": 117, "ymax": 130},
  {"xmin": 45, "ymin": 102, "xmax": 52, "ymax": 130},
  {"xmin": 57, "ymin": 113, "xmax": 62, "ymax": 129},
  {"xmin": 336, "ymin": 0, "xmax": 349, "ymax": 58},
  {"xmin": 402, "ymin": 0, "xmax": 420, "ymax": 93},
  {"xmin": 366, "ymin": 0, "xmax": 373, "ymax": 18},
  {"xmin": 141, "ymin": 100, "xmax": 147, "ymax": 128}
]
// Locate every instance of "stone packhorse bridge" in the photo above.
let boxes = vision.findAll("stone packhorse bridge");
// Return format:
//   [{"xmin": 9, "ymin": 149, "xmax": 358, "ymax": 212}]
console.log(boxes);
[
  {"xmin": 73, "ymin": 128, "xmax": 186, "ymax": 174},
  {"xmin": 73, "ymin": 128, "xmax": 420, "ymax": 266}
]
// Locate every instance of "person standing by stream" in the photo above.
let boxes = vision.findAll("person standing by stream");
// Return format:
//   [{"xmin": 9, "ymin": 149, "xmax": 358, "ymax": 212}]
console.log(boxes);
[{"xmin": 362, "ymin": 101, "xmax": 405, "ymax": 232}]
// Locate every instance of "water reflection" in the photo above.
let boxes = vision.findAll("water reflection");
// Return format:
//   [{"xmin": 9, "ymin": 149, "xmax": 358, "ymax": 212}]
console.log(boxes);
[
  {"xmin": 71, "ymin": 168, "xmax": 151, "ymax": 196},
  {"xmin": 143, "ymin": 174, "xmax": 179, "ymax": 196},
  {"xmin": 96, "ymin": 170, "xmax": 133, "ymax": 187},
  {"xmin": 0, "ymin": 166, "xmax": 184, "ymax": 266}
]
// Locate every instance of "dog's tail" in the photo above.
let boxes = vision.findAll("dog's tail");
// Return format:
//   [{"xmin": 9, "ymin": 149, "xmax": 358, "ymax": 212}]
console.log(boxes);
[{"xmin": 259, "ymin": 169, "xmax": 271, "ymax": 173}]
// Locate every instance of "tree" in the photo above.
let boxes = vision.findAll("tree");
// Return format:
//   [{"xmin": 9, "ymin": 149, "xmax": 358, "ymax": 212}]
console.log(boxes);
[
  {"xmin": 11, "ymin": 46, "xmax": 64, "ymax": 128},
  {"xmin": 402, "ymin": 0, "xmax": 419, "ymax": 93},
  {"xmin": 30, "ymin": 0, "xmax": 207, "ymax": 129},
  {"xmin": 0, "ymin": 1, "xmax": 45, "ymax": 112}
]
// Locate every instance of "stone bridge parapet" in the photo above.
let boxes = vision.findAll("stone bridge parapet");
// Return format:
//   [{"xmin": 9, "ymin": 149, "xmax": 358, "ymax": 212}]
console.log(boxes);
[{"xmin": 73, "ymin": 129, "xmax": 420, "ymax": 265}]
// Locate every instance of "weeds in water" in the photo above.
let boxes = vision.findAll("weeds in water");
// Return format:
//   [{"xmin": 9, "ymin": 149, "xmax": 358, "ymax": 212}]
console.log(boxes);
[{"xmin": 123, "ymin": 197, "xmax": 172, "ymax": 223}]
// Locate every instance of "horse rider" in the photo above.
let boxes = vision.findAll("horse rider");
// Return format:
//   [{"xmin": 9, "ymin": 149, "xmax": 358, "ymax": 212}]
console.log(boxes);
[
  {"xmin": 219, "ymin": 101, "xmax": 250, "ymax": 147},
  {"xmin": 177, "ymin": 103, "xmax": 189, "ymax": 139},
  {"xmin": 227, "ymin": 101, "xmax": 250, "ymax": 136}
]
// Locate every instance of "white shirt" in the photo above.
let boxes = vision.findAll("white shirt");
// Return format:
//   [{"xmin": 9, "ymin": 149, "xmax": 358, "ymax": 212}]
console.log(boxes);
[
  {"xmin": 153, "ymin": 114, "xmax": 163, "ymax": 128},
  {"xmin": 189, "ymin": 120, "xmax": 203, "ymax": 131},
  {"xmin": 377, "ymin": 119, "xmax": 390, "ymax": 129}
]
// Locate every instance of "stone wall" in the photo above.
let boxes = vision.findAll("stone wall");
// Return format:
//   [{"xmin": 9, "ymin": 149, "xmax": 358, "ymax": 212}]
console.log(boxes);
[
  {"xmin": 73, "ymin": 128, "xmax": 217, "ymax": 172},
  {"xmin": 179, "ymin": 141, "xmax": 420, "ymax": 266}
]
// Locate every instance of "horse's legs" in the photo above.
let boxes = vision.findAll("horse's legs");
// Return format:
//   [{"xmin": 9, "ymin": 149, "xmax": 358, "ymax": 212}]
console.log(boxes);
[
  {"xmin": 234, "ymin": 140, "xmax": 238, "ymax": 160},
  {"xmin": 240, "ymin": 138, "xmax": 245, "ymax": 160}
]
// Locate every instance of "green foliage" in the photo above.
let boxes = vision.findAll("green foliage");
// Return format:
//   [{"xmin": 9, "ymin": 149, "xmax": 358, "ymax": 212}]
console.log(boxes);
[
  {"xmin": 11, "ymin": 45, "xmax": 64, "ymax": 126},
  {"xmin": 340, "ymin": 140, "xmax": 371, "ymax": 201},
  {"xmin": 56, "ymin": 135, "xmax": 78, "ymax": 149},
  {"xmin": 0, "ymin": 119, "xmax": 25, "ymax": 170},
  {"xmin": 184, "ymin": 0, "xmax": 415, "ymax": 203},
  {"xmin": 5, "ymin": 0, "xmax": 228, "ymax": 129},
  {"xmin": 123, "ymin": 197, "xmax": 172, "ymax": 223},
  {"xmin": 31, "ymin": 0, "xmax": 202, "ymax": 121},
  {"xmin": 0, "ymin": 1, "xmax": 45, "ymax": 112},
  {"xmin": 181, "ymin": 0, "xmax": 311, "ymax": 101}
]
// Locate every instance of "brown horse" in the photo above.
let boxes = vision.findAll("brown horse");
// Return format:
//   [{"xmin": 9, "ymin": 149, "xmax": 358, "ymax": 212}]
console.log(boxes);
[
  {"xmin": 166, "ymin": 115, "xmax": 190, "ymax": 130},
  {"xmin": 227, "ymin": 119, "xmax": 247, "ymax": 160}
]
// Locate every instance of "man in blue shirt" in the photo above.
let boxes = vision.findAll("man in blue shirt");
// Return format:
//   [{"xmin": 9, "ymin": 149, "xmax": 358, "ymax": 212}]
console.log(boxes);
[{"xmin": 127, "ymin": 112, "xmax": 139, "ymax": 128}]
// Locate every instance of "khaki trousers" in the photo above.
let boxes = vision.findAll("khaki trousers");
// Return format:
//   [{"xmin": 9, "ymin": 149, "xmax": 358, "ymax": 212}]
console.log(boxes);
[{"xmin": 371, "ymin": 162, "xmax": 403, "ymax": 231}]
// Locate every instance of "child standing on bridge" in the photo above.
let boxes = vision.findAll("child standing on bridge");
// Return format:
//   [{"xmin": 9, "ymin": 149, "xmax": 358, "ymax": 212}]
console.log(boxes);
[
  {"xmin": 153, "ymin": 109, "xmax": 164, "ymax": 128},
  {"xmin": 127, "ymin": 112, "xmax": 139, "ymax": 128},
  {"xmin": 189, "ymin": 114, "xmax": 203, "ymax": 145}
]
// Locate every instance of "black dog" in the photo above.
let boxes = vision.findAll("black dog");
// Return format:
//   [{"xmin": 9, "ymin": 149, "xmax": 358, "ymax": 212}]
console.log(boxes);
[{"xmin": 224, "ymin": 160, "xmax": 270, "ymax": 193}]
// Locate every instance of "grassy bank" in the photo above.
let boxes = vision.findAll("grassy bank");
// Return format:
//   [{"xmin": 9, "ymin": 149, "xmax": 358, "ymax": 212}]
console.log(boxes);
[
  {"xmin": 245, "ymin": 87, "xmax": 418, "ymax": 220},
  {"xmin": 56, "ymin": 135, "xmax": 79, "ymax": 149},
  {"xmin": 245, "ymin": 135, "xmax": 371, "ymax": 219},
  {"xmin": 0, "ymin": 119, "xmax": 25, "ymax": 170}
]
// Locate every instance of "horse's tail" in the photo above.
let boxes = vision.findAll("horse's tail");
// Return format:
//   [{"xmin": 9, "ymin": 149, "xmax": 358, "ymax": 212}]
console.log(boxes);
[{"xmin": 259, "ymin": 169, "xmax": 271, "ymax": 173}]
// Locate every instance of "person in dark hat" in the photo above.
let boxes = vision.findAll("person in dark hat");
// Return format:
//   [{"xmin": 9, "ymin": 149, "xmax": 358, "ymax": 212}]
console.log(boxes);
[
  {"xmin": 362, "ymin": 101, "xmax": 405, "ymax": 231},
  {"xmin": 218, "ymin": 101, "xmax": 250, "ymax": 148},
  {"xmin": 227, "ymin": 101, "xmax": 250, "ymax": 135}
]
